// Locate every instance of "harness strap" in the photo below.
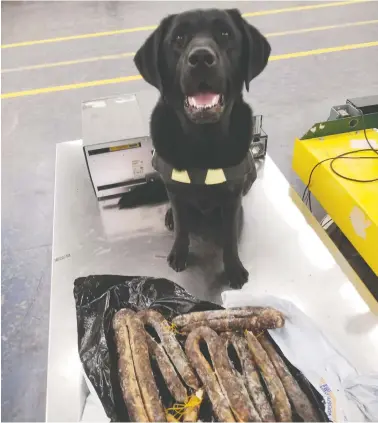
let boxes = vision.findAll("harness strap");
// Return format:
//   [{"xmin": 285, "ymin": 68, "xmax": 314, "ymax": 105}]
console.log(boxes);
[{"xmin": 152, "ymin": 150, "xmax": 255, "ymax": 185}]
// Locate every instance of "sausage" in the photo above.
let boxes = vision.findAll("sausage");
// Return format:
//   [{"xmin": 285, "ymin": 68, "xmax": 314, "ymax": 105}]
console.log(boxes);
[
  {"xmin": 166, "ymin": 412, "xmax": 180, "ymax": 422},
  {"xmin": 222, "ymin": 333, "xmax": 275, "ymax": 422},
  {"xmin": 245, "ymin": 331, "xmax": 292, "ymax": 422},
  {"xmin": 146, "ymin": 333, "xmax": 187, "ymax": 403},
  {"xmin": 115, "ymin": 309, "xmax": 166, "ymax": 422},
  {"xmin": 126, "ymin": 311, "xmax": 166, "ymax": 422},
  {"xmin": 137, "ymin": 309, "xmax": 200, "ymax": 390},
  {"xmin": 173, "ymin": 307, "xmax": 284, "ymax": 328},
  {"xmin": 180, "ymin": 312, "xmax": 285, "ymax": 334},
  {"xmin": 259, "ymin": 334, "xmax": 320, "ymax": 422},
  {"xmin": 186, "ymin": 326, "xmax": 261, "ymax": 422},
  {"xmin": 184, "ymin": 327, "xmax": 236, "ymax": 422},
  {"xmin": 113, "ymin": 310, "xmax": 149, "ymax": 422},
  {"xmin": 183, "ymin": 388, "xmax": 204, "ymax": 422}
]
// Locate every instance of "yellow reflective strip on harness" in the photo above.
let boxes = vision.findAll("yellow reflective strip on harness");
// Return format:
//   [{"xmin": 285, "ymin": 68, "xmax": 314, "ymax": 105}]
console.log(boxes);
[
  {"xmin": 171, "ymin": 169, "xmax": 191, "ymax": 183},
  {"xmin": 205, "ymin": 169, "xmax": 227, "ymax": 185}
]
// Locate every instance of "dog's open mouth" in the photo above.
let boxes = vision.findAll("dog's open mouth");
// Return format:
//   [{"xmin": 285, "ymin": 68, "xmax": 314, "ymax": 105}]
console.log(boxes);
[
  {"xmin": 185, "ymin": 93, "xmax": 223, "ymax": 110},
  {"xmin": 184, "ymin": 92, "xmax": 224, "ymax": 123}
]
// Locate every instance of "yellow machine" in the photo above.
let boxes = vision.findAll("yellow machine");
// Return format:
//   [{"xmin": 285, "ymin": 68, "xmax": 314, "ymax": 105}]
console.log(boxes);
[{"xmin": 293, "ymin": 96, "xmax": 378, "ymax": 276}]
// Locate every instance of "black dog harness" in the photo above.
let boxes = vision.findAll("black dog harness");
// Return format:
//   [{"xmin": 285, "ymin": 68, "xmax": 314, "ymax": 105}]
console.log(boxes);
[{"xmin": 152, "ymin": 150, "xmax": 255, "ymax": 185}]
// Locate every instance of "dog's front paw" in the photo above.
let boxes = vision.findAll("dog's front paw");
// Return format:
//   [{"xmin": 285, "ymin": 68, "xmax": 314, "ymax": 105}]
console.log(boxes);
[
  {"xmin": 168, "ymin": 244, "xmax": 188, "ymax": 272},
  {"xmin": 165, "ymin": 208, "xmax": 174, "ymax": 231},
  {"xmin": 224, "ymin": 259, "xmax": 249, "ymax": 289}
]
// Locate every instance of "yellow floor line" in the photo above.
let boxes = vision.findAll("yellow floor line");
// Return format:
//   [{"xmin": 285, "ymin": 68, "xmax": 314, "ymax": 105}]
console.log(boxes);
[
  {"xmin": 2, "ymin": 19, "xmax": 377, "ymax": 74},
  {"xmin": 270, "ymin": 40, "xmax": 378, "ymax": 60},
  {"xmin": 2, "ymin": 41, "xmax": 377, "ymax": 100},
  {"xmin": 266, "ymin": 19, "xmax": 378, "ymax": 37},
  {"xmin": 1, "ymin": 0, "xmax": 369, "ymax": 49},
  {"xmin": 242, "ymin": 0, "xmax": 368, "ymax": 17},
  {"xmin": 1, "ymin": 25, "xmax": 158, "ymax": 49},
  {"xmin": 1, "ymin": 75, "xmax": 143, "ymax": 99},
  {"xmin": 1, "ymin": 53, "xmax": 136, "ymax": 73}
]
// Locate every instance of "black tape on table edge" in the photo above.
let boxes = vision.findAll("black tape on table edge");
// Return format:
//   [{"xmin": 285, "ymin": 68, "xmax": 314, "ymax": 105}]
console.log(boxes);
[{"xmin": 74, "ymin": 275, "xmax": 329, "ymax": 422}]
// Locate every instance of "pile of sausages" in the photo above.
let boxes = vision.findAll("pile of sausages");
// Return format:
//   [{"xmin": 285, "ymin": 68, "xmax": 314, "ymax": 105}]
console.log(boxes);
[{"xmin": 113, "ymin": 307, "xmax": 321, "ymax": 422}]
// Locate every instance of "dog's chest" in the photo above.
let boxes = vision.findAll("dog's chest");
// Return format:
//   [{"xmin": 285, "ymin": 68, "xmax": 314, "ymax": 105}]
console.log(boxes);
[
  {"xmin": 152, "ymin": 150, "xmax": 255, "ymax": 187},
  {"xmin": 167, "ymin": 182, "xmax": 242, "ymax": 212},
  {"xmin": 152, "ymin": 150, "xmax": 255, "ymax": 212}
]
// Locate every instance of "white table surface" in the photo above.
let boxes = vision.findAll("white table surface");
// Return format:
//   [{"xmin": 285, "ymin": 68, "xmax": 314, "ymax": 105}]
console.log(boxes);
[{"xmin": 45, "ymin": 140, "xmax": 378, "ymax": 422}]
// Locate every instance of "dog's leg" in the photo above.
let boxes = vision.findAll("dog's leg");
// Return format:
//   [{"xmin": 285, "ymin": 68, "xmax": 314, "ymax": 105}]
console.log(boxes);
[
  {"xmin": 167, "ymin": 197, "xmax": 189, "ymax": 272},
  {"xmin": 222, "ymin": 198, "xmax": 249, "ymax": 288},
  {"xmin": 165, "ymin": 208, "xmax": 174, "ymax": 231}
]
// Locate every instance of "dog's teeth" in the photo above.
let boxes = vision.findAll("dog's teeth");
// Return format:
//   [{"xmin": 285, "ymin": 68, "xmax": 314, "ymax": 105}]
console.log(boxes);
[
  {"xmin": 211, "ymin": 95, "xmax": 220, "ymax": 105},
  {"xmin": 186, "ymin": 95, "xmax": 222, "ymax": 110}
]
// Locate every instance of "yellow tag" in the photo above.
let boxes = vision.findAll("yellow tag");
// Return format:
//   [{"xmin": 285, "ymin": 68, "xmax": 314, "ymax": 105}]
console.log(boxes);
[
  {"xmin": 171, "ymin": 169, "xmax": 191, "ymax": 184},
  {"xmin": 205, "ymin": 168, "xmax": 226, "ymax": 185},
  {"xmin": 169, "ymin": 323, "xmax": 182, "ymax": 335},
  {"xmin": 185, "ymin": 393, "xmax": 202, "ymax": 409},
  {"xmin": 166, "ymin": 393, "xmax": 202, "ymax": 420}
]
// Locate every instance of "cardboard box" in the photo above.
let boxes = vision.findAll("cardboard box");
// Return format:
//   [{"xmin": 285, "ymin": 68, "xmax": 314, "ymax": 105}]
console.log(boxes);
[{"xmin": 82, "ymin": 91, "xmax": 159, "ymax": 199}]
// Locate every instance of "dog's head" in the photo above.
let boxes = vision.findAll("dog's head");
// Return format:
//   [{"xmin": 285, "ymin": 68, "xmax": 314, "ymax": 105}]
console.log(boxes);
[{"xmin": 134, "ymin": 9, "xmax": 271, "ymax": 124}]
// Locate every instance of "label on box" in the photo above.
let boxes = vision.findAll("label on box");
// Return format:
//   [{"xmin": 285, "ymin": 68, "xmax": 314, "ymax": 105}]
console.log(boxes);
[{"xmin": 132, "ymin": 160, "xmax": 144, "ymax": 178}]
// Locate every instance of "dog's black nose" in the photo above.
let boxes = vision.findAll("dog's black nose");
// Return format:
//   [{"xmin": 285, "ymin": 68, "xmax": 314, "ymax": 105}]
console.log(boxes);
[{"xmin": 188, "ymin": 47, "xmax": 216, "ymax": 68}]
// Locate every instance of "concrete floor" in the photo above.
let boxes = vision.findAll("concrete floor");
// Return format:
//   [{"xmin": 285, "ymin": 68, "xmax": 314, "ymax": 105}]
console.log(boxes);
[{"xmin": 1, "ymin": 1, "xmax": 378, "ymax": 421}]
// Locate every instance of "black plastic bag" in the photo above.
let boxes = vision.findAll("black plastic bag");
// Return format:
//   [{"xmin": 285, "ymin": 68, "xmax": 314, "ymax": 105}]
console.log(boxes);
[{"xmin": 74, "ymin": 275, "xmax": 328, "ymax": 422}]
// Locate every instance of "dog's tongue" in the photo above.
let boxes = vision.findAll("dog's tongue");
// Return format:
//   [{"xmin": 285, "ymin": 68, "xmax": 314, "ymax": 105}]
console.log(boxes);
[{"xmin": 189, "ymin": 92, "xmax": 220, "ymax": 106}]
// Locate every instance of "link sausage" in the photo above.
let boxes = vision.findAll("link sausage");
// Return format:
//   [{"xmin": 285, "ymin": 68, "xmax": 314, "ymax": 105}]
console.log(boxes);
[
  {"xmin": 115, "ymin": 309, "xmax": 166, "ymax": 422},
  {"xmin": 146, "ymin": 333, "xmax": 187, "ymax": 403},
  {"xmin": 173, "ymin": 307, "xmax": 284, "ymax": 328},
  {"xmin": 186, "ymin": 326, "xmax": 261, "ymax": 422},
  {"xmin": 180, "ymin": 312, "xmax": 285, "ymax": 334},
  {"xmin": 259, "ymin": 334, "xmax": 320, "ymax": 422},
  {"xmin": 222, "ymin": 332, "xmax": 275, "ymax": 422},
  {"xmin": 137, "ymin": 309, "xmax": 200, "ymax": 390},
  {"xmin": 245, "ymin": 331, "xmax": 292, "ymax": 422},
  {"xmin": 113, "ymin": 310, "xmax": 149, "ymax": 422}
]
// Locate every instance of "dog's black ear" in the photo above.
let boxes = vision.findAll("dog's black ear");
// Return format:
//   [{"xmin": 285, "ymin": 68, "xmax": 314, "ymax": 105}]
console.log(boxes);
[
  {"xmin": 227, "ymin": 9, "xmax": 271, "ymax": 91},
  {"xmin": 134, "ymin": 15, "xmax": 175, "ymax": 92}
]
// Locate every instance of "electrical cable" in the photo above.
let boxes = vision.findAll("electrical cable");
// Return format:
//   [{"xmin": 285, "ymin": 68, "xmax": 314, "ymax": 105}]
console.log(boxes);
[{"xmin": 302, "ymin": 107, "xmax": 378, "ymax": 212}]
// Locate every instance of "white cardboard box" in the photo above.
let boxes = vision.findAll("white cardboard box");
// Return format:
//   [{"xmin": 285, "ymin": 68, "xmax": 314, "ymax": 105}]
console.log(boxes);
[{"xmin": 82, "ymin": 90, "xmax": 159, "ymax": 199}]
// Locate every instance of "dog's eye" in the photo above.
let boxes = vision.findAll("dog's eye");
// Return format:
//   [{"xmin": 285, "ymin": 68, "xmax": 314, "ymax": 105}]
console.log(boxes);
[
  {"xmin": 174, "ymin": 34, "xmax": 186, "ymax": 47},
  {"xmin": 221, "ymin": 31, "xmax": 230, "ymax": 38}
]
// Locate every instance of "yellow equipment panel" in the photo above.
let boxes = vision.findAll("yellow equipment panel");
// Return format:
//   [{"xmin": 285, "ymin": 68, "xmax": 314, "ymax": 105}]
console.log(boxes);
[{"xmin": 293, "ymin": 129, "xmax": 378, "ymax": 275}]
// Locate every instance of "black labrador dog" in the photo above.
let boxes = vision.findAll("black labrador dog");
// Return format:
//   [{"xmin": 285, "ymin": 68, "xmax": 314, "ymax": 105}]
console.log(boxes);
[{"xmin": 133, "ymin": 8, "xmax": 271, "ymax": 288}]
